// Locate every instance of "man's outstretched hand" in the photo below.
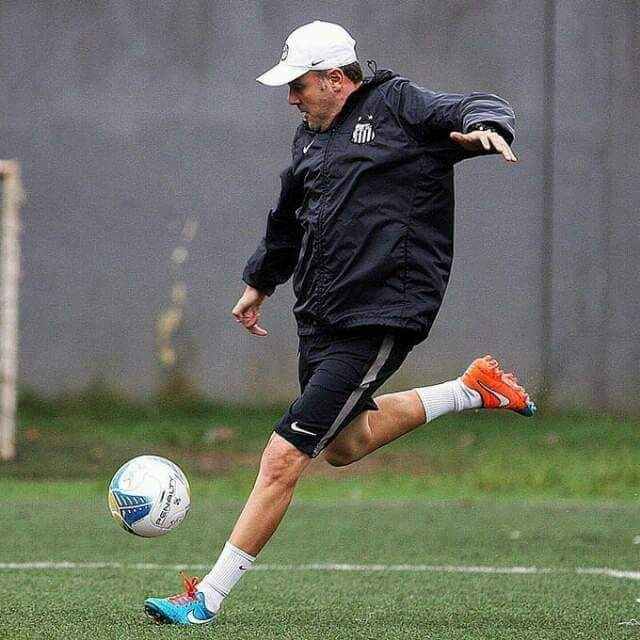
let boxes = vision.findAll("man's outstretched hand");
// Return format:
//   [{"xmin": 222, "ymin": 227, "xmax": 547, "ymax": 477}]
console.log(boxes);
[
  {"xmin": 232, "ymin": 285, "xmax": 268, "ymax": 337},
  {"xmin": 449, "ymin": 130, "xmax": 518, "ymax": 163}
]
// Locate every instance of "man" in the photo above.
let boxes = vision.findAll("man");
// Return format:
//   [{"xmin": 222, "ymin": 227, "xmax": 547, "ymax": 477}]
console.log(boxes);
[{"xmin": 144, "ymin": 21, "xmax": 534, "ymax": 625}]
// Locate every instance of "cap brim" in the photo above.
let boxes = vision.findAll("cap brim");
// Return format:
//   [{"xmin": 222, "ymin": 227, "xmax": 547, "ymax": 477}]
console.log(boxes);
[{"xmin": 256, "ymin": 63, "xmax": 309, "ymax": 86}]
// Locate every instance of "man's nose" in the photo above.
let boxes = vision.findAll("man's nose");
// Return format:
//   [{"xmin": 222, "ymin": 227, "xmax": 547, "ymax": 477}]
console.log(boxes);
[{"xmin": 288, "ymin": 88, "xmax": 300, "ymax": 105}]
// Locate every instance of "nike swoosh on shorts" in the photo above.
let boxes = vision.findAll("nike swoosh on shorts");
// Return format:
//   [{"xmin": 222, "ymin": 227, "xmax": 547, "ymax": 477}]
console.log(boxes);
[{"xmin": 290, "ymin": 421, "xmax": 318, "ymax": 436}]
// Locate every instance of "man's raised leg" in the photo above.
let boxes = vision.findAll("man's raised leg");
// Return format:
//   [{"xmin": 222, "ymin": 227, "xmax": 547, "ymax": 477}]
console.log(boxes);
[
  {"xmin": 323, "ymin": 389, "xmax": 429, "ymax": 466},
  {"xmin": 324, "ymin": 355, "xmax": 535, "ymax": 467}
]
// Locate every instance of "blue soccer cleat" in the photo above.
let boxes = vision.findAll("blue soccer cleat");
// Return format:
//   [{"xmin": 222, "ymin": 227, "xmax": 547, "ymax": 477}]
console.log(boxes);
[{"xmin": 144, "ymin": 573, "xmax": 216, "ymax": 625}]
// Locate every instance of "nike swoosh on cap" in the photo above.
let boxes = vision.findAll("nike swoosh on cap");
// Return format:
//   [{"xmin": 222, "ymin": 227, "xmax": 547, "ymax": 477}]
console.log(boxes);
[{"xmin": 310, "ymin": 58, "xmax": 325, "ymax": 66}]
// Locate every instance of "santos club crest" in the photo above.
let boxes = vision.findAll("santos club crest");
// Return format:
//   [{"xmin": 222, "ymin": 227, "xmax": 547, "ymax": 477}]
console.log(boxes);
[{"xmin": 351, "ymin": 115, "xmax": 375, "ymax": 144}]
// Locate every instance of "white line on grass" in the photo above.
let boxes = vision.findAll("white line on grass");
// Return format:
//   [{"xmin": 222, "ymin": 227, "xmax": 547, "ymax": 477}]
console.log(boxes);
[{"xmin": 0, "ymin": 562, "xmax": 639, "ymax": 580}]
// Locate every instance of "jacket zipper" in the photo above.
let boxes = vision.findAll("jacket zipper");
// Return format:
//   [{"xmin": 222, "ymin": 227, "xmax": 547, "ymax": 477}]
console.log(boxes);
[{"xmin": 313, "ymin": 98, "xmax": 361, "ymax": 321}]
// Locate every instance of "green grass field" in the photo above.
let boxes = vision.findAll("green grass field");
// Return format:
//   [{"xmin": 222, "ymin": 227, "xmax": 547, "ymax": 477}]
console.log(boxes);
[{"xmin": 3, "ymin": 405, "xmax": 640, "ymax": 638}]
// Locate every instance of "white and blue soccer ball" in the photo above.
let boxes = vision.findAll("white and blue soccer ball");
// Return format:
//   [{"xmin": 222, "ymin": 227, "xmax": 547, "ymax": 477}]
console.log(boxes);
[{"xmin": 108, "ymin": 455, "xmax": 191, "ymax": 538}]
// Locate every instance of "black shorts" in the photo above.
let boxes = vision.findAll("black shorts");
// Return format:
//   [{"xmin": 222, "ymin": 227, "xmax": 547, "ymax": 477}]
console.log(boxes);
[{"xmin": 274, "ymin": 328, "xmax": 416, "ymax": 457}]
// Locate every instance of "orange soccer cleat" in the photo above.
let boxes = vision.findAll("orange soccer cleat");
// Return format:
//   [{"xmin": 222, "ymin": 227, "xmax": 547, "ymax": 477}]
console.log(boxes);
[{"xmin": 462, "ymin": 355, "xmax": 536, "ymax": 417}]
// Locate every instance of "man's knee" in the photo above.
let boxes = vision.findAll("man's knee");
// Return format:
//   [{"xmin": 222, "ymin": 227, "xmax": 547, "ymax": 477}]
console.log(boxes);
[
  {"xmin": 324, "ymin": 445, "xmax": 360, "ymax": 467},
  {"xmin": 257, "ymin": 433, "xmax": 310, "ymax": 489},
  {"xmin": 323, "ymin": 412, "xmax": 372, "ymax": 467}
]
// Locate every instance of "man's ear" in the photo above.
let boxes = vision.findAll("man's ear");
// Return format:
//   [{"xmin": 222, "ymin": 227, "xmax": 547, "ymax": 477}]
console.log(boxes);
[{"xmin": 325, "ymin": 68, "xmax": 345, "ymax": 92}]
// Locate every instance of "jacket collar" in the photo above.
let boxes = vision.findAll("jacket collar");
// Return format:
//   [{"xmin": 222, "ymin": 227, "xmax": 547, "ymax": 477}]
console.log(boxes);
[
  {"xmin": 334, "ymin": 68, "xmax": 396, "ymax": 126},
  {"xmin": 303, "ymin": 68, "xmax": 397, "ymax": 132},
  {"xmin": 361, "ymin": 68, "xmax": 397, "ymax": 87}
]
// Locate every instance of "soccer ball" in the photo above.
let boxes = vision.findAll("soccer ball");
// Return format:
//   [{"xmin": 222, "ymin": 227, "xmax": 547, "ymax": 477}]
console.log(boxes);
[{"xmin": 108, "ymin": 455, "xmax": 191, "ymax": 537}]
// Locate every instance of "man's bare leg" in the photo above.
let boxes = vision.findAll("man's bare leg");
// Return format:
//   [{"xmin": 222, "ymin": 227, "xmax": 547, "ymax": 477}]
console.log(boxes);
[
  {"xmin": 324, "ymin": 390, "xmax": 426, "ymax": 466},
  {"xmin": 229, "ymin": 433, "xmax": 311, "ymax": 555},
  {"xmin": 196, "ymin": 433, "xmax": 311, "ymax": 612},
  {"xmin": 324, "ymin": 356, "xmax": 535, "ymax": 467}
]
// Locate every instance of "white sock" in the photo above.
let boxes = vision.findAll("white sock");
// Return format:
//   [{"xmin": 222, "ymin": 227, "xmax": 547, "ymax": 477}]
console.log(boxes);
[
  {"xmin": 414, "ymin": 378, "xmax": 482, "ymax": 422},
  {"xmin": 197, "ymin": 541, "xmax": 256, "ymax": 613}
]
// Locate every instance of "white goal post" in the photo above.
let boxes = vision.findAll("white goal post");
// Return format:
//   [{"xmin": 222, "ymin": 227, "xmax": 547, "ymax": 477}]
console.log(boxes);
[{"xmin": 0, "ymin": 161, "xmax": 23, "ymax": 461}]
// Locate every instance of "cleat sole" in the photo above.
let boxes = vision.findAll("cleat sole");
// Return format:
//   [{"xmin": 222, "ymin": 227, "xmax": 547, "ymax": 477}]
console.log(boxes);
[
  {"xmin": 519, "ymin": 400, "xmax": 536, "ymax": 417},
  {"xmin": 144, "ymin": 602, "xmax": 170, "ymax": 624}
]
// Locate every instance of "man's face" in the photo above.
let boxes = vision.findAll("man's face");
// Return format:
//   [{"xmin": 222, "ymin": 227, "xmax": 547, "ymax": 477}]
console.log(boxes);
[{"xmin": 288, "ymin": 72, "xmax": 338, "ymax": 131}]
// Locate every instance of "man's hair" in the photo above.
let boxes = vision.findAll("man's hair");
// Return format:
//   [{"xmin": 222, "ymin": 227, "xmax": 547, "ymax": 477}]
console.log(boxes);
[
  {"xmin": 340, "ymin": 62, "xmax": 363, "ymax": 83},
  {"xmin": 319, "ymin": 62, "xmax": 363, "ymax": 84}
]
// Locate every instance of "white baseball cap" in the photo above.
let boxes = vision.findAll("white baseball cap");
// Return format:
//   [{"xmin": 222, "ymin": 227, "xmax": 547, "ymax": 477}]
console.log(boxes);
[{"xmin": 257, "ymin": 21, "xmax": 358, "ymax": 86}]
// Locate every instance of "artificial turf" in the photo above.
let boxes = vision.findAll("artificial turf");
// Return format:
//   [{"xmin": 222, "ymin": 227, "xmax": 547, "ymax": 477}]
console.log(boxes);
[
  {"xmin": 3, "ymin": 483, "xmax": 640, "ymax": 639},
  {"xmin": 3, "ymin": 407, "xmax": 640, "ymax": 637}
]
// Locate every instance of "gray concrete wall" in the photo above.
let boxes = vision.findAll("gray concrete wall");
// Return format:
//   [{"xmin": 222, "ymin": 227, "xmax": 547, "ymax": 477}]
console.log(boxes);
[
  {"xmin": 0, "ymin": 1, "xmax": 638, "ymax": 409},
  {"xmin": 549, "ymin": 0, "xmax": 640, "ymax": 411}
]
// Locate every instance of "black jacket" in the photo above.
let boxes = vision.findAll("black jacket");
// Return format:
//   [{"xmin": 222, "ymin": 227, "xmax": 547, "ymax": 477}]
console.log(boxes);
[{"xmin": 243, "ymin": 69, "xmax": 515, "ymax": 341}]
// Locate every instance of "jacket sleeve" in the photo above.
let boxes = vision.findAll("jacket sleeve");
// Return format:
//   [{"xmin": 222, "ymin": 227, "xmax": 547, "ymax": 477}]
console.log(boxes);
[
  {"xmin": 385, "ymin": 78, "xmax": 515, "ymax": 152},
  {"xmin": 242, "ymin": 166, "xmax": 303, "ymax": 296}
]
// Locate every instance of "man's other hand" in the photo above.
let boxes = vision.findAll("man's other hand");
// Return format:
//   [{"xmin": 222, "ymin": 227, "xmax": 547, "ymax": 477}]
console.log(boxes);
[
  {"xmin": 232, "ymin": 286, "xmax": 268, "ymax": 337},
  {"xmin": 449, "ymin": 130, "xmax": 518, "ymax": 163}
]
